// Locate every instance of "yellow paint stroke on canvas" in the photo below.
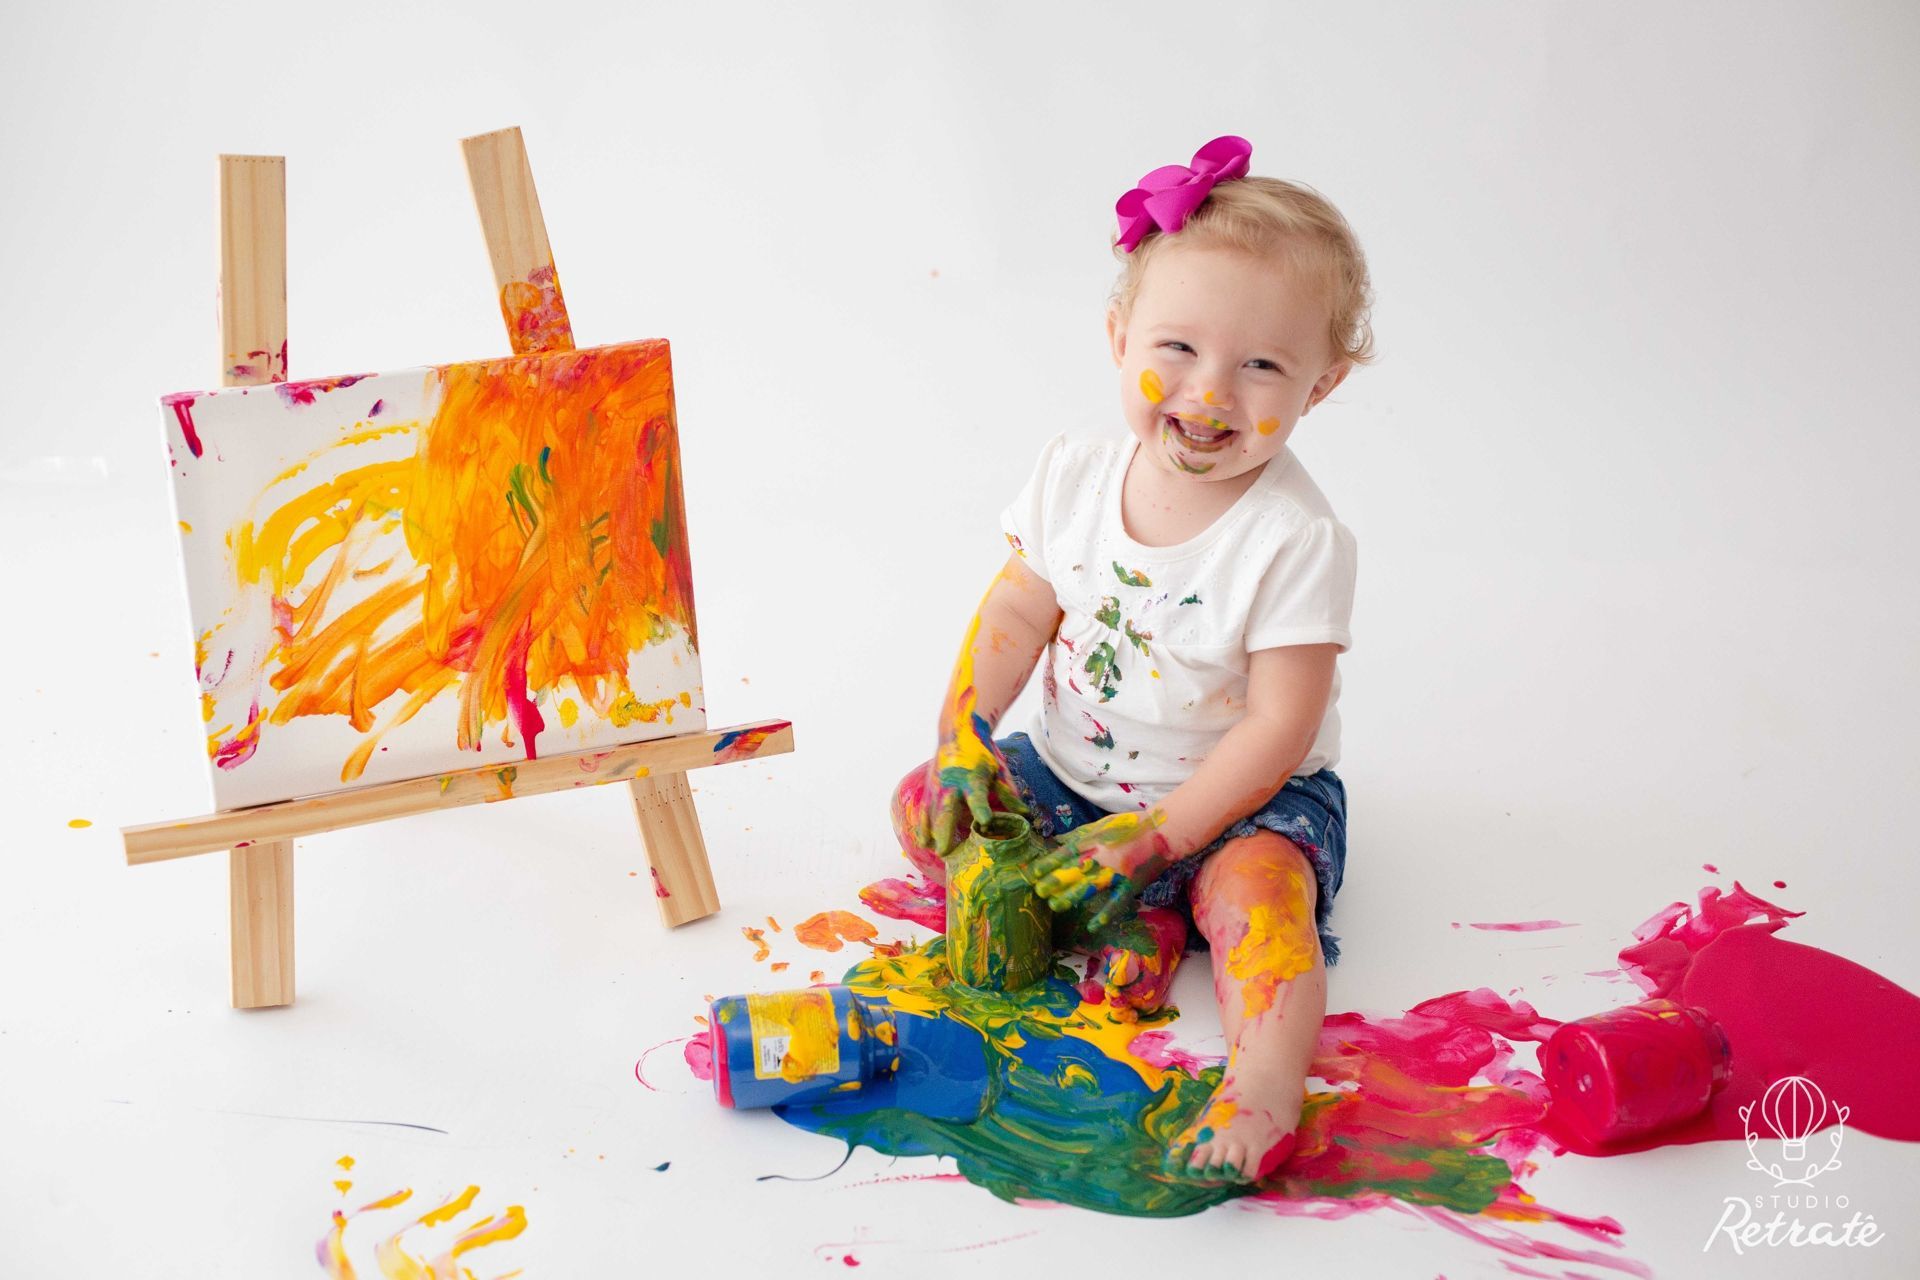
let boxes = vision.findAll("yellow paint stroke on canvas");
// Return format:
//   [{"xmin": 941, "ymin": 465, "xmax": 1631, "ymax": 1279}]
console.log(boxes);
[{"xmin": 204, "ymin": 343, "xmax": 697, "ymax": 781}]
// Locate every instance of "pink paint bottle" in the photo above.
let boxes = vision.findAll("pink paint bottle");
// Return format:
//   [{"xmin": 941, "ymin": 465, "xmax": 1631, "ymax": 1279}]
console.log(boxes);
[{"xmin": 1542, "ymin": 999, "xmax": 1732, "ymax": 1145}]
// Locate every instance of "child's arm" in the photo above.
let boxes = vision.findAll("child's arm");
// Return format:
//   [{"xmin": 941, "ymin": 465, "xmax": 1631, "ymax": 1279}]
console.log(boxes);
[
  {"xmin": 922, "ymin": 552, "xmax": 1064, "ymax": 855},
  {"xmin": 1151, "ymin": 641, "xmax": 1341, "ymax": 856},
  {"xmin": 1033, "ymin": 642, "xmax": 1339, "ymax": 929}
]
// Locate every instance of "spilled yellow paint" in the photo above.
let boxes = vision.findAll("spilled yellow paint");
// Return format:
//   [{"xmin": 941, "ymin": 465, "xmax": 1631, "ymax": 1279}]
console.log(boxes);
[{"xmin": 318, "ymin": 1174, "xmax": 526, "ymax": 1280}]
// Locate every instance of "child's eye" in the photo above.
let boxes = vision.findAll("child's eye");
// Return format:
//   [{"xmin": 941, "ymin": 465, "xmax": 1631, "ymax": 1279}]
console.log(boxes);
[
  {"xmin": 1249, "ymin": 359, "xmax": 1284, "ymax": 374},
  {"xmin": 1160, "ymin": 342, "xmax": 1195, "ymax": 354}
]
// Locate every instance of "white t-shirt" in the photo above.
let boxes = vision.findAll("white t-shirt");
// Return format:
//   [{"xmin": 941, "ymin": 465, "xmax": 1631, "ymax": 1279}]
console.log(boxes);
[{"xmin": 999, "ymin": 431, "xmax": 1357, "ymax": 812}]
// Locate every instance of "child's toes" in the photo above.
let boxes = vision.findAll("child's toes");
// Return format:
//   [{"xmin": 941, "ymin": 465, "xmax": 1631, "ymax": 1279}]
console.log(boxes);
[
  {"xmin": 1178, "ymin": 1139, "xmax": 1233, "ymax": 1183},
  {"xmin": 1250, "ymin": 1131, "xmax": 1299, "ymax": 1181},
  {"xmin": 1203, "ymin": 1139, "xmax": 1250, "ymax": 1183}
]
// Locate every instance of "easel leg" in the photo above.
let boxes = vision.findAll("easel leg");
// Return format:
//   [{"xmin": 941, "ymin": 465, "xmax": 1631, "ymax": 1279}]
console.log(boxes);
[
  {"xmin": 628, "ymin": 773, "xmax": 720, "ymax": 926},
  {"xmin": 230, "ymin": 840, "xmax": 294, "ymax": 1008}
]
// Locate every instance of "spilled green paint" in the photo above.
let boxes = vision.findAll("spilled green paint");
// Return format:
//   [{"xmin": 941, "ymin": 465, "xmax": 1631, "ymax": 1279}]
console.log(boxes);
[{"xmin": 782, "ymin": 937, "xmax": 1517, "ymax": 1219}]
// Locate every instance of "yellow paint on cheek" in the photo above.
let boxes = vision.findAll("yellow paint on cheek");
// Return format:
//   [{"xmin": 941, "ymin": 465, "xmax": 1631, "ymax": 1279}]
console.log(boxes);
[
  {"xmin": 1139, "ymin": 369, "xmax": 1165, "ymax": 404},
  {"xmin": 1256, "ymin": 418, "xmax": 1280, "ymax": 436}
]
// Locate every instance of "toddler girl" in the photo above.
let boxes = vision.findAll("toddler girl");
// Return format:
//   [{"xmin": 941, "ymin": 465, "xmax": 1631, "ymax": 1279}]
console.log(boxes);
[{"xmin": 891, "ymin": 135, "xmax": 1372, "ymax": 1184}]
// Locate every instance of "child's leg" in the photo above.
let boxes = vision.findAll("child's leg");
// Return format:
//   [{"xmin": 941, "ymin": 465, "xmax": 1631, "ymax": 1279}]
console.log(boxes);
[{"xmin": 1165, "ymin": 830, "xmax": 1325, "ymax": 1182}]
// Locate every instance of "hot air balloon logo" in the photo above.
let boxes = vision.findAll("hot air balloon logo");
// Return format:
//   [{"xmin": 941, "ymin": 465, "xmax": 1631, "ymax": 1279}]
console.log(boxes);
[{"xmin": 1740, "ymin": 1074, "xmax": 1848, "ymax": 1187}]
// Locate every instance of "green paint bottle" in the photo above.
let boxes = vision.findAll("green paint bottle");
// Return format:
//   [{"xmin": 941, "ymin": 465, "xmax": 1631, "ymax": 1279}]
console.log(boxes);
[{"xmin": 945, "ymin": 812, "xmax": 1054, "ymax": 992}]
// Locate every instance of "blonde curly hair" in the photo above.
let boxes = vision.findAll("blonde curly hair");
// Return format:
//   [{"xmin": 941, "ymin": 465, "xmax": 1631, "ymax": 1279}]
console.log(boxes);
[{"xmin": 1109, "ymin": 175, "xmax": 1377, "ymax": 369}]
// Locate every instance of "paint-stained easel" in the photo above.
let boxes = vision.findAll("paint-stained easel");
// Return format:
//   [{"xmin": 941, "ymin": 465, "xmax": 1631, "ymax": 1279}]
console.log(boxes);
[{"xmin": 125, "ymin": 129, "xmax": 793, "ymax": 1009}]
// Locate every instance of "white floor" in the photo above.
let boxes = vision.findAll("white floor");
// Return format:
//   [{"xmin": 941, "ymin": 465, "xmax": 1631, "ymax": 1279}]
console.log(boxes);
[{"xmin": 5, "ymin": 3, "xmax": 1919, "ymax": 1276}]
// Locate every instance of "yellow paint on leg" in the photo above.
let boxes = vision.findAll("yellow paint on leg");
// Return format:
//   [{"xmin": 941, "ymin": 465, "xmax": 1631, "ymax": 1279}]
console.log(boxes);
[{"xmin": 1222, "ymin": 868, "xmax": 1317, "ymax": 1020}]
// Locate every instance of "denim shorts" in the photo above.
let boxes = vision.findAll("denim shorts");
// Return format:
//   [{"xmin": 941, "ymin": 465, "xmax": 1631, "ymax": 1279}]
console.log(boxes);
[{"xmin": 996, "ymin": 731, "xmax": 1347, "ymax": 966}]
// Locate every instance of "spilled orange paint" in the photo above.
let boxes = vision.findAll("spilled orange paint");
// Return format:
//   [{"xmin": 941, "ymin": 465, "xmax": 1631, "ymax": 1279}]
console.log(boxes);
[
  {"xmin": 742, "ymin": 926, "xmax": 770, "ymax": 962},
  {"xmin": 794, "ymin": 910, "xmax": 880, "ymax": 953}
]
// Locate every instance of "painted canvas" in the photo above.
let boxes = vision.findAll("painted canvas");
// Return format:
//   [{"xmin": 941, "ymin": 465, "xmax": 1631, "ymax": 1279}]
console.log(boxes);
[{"xmin": 161, "ymin": 340, "xmax": 704, "ymax": 810}]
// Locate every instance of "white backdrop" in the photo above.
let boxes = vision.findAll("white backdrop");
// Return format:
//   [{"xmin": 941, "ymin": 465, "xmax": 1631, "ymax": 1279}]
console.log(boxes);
[{"xmin": 3, "ymin": 2, "xmax": 1916, "ymax": 1276}]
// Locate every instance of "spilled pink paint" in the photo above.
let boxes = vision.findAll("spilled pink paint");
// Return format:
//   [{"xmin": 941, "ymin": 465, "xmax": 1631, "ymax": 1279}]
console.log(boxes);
[{"xmin": 1467, "ymin": 919, "xmax": 1575, "ymax": 932}]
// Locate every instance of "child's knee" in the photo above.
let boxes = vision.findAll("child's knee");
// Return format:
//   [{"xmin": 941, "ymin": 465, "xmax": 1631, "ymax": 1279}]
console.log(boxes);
[
  {"xmin": 889, "ymin": 761, "xmax": 934, "ymax": 838},
  {"xmin": 1192, "ymin": 831, "xmax": 1319, "ymax": 936}
]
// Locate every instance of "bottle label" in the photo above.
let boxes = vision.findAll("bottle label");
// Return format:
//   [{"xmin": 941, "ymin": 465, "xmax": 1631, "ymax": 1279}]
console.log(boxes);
[{"xmin": 746, "ymin": 989, "xmax": 842, "ymax": 1082}]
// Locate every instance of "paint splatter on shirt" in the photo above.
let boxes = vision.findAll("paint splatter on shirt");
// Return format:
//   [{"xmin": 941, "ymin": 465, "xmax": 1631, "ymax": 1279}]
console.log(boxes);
[{"xmin": 999, "ymin": 432, "xmax": 1357, "ymax": 809}]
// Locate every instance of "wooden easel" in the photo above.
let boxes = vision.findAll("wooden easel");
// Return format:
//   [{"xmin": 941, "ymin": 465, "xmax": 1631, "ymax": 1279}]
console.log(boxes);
[{"xmin": 125, "ymin": 129, "xmax": 794, "ymax": 1009}]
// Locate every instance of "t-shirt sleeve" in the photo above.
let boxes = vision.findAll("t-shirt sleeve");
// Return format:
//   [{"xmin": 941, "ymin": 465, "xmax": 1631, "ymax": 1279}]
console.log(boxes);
[
  {"xmin": 1243, "ymin": 517, "xmax": 1358, "ymax": 653},
  {"xmin": 997, "ymin": 432, "xmax": 1066, "ymax": 583}
]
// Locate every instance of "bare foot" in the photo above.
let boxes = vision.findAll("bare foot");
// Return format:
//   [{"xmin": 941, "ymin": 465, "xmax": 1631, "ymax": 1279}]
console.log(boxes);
[{"xmin": 1164, "ymin": 1077, "xmax": 1302, "ymax": 1183}]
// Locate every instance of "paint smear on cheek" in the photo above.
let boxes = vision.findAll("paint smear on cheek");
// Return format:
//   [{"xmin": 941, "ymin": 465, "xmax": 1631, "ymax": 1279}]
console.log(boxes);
[
  {"xmin": 792, "ymin": 872, "xmax": 1917, "ymax": 1273},
  {"xmin": 1139, "ymin": 369, "xmax": 1165, "ymax": 404},
  {"xmin": 1255, "ymin": 418, "xmax": 1279, "ymax": 435}
]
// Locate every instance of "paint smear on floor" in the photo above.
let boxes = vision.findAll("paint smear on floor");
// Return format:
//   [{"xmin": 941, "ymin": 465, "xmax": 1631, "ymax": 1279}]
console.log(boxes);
[{"xmin": 678, "ymin": 875, "xmax": 1920, "ymax": 1275}]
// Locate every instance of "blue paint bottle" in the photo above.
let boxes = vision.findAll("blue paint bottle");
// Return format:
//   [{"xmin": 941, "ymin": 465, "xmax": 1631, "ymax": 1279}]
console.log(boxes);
[{"xmin": 707, "ymin": 984, "xmax": 992, "ymax": 1122}]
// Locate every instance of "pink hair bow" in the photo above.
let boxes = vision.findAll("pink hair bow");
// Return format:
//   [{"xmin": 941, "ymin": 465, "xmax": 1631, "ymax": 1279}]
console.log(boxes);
[{"xmin": 1114, "ymin": 135, "xmax": 1253, "ymax": 253}]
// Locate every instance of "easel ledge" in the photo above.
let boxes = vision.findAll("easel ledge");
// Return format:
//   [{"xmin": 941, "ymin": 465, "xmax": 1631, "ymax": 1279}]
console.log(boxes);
[{"xmin": 123, "ymin": 718, "xmax": 793, "ymax": 864}]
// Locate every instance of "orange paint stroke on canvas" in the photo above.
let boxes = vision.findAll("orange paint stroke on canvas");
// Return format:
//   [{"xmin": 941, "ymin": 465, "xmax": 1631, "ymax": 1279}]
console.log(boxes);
[{"xmin": 209, "ymin": 342, "xmax": 697, "ymax": 781}]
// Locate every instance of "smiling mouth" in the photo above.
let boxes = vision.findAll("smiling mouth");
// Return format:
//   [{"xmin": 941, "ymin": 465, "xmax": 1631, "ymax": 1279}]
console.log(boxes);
[{"xmin": 1164, "ymin": 414, "xmax": 1236, "ymax": 452}]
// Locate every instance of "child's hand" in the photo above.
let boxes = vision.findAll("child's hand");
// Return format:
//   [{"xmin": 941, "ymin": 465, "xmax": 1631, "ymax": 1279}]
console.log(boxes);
[
  {"xmin": 927, "ymin": 712, "xmax": 1027, "ymax": 857},
  {"xmin": 1030, "ymin": 810, "xmax": 1175, "ymax": 933}
]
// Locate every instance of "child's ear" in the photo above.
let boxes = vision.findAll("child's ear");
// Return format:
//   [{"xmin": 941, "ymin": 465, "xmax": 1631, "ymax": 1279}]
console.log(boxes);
[
  {"xmin": 1106, "ymin": 304, "xmax": 1127, "ymax": 367},
  {"xmin": 1307, "ymin": 360, "xmax": 1351, "ymax": 411}
]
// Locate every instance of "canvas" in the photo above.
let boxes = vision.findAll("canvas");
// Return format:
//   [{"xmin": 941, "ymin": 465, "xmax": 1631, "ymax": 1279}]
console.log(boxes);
[{"xmin": 161, "ymin": 339, "xmax": 704, "ymax": 811}]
